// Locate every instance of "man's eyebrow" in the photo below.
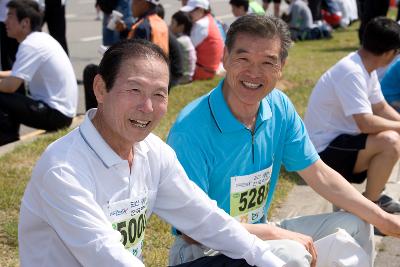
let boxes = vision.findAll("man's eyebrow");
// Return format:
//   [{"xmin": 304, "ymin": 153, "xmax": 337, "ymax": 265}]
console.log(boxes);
[
  {"xmin": 234, "ymin": 48, "xmax": 249, "ymax": 54},
  {"xmin": 234, "ymin": 48, "xmax": 279, "ymax": 61}
]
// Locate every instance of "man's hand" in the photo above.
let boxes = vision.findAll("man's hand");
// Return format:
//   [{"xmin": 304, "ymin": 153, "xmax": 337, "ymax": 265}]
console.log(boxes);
[
  {"xmin": 271, "ymin": 226, "xmax": 317, "ymax": 267},
  {"xmin": 115, "ymin": 20, "xmax": 126, "ymax": 32},
  {"xmin": 244, "ymin": 223, "xmax": 317, "ymax": 267},
  {"xmin": 181, "ymin": 233, "xmax": 200, "ymax": 245},
  {"xmin": 375, "ymin": 213, "xmax": 400, "ymax": 237}
]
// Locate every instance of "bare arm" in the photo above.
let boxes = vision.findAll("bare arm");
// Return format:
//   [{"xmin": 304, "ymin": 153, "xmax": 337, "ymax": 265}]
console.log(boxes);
[
  {"xmin": 372, "ymin": 100, "xmax": 400, "ymax": 121},
  {"xmin": 352, "ymin": 101, "xmax": 400, "ymax": 134},
  {"xmin": 0, "ymin": 76, "xmax": 24, "ymax": 93},
  {"xmin": 0, "ymin": 70, "xmax": 12, "ymax": 79},
  {"xmin": 298, "ymin": 159, "xmax": 400, "ymax": 237}
]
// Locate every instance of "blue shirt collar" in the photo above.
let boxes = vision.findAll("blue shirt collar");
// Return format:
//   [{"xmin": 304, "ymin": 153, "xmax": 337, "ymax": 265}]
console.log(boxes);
[{"xmin": 208, "ymin": 79, "xmax": 273, "ymax": 133}]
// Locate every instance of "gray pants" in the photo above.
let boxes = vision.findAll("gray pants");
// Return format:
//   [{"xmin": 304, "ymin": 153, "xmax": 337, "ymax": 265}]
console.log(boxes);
[{"xmin": 169, "ymin": 212, "xmax": 374, "ymax": 267}]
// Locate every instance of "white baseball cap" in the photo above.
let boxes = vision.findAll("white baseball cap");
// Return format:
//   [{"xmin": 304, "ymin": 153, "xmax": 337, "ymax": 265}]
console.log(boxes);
[
  {"xmin": 180, "ymin": 0, "xmax": 210, "ymax": 12},
  {"xmin": 146, "ymin": 0, "xmax": 160, "ymax": 5}
]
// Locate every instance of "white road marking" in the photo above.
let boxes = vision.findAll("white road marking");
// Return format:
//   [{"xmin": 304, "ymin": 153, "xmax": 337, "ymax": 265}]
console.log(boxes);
[
  {"xmin": 78, "ymin": 0, "xmax": 96, "ymax": 4},
  {"xmin": 81, "ymin": 35, "xmax": 102, "ymax": 42},
  {"xmin": 215, "ymin": 14, "xmax": 234, "ymax": 20},
  {"xmin": 66, "ymin": 14, "xmax": 77, "ymax": 19}
]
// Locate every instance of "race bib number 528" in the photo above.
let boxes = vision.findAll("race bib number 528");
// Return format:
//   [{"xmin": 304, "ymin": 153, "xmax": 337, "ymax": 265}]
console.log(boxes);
[{"xmin": 230, "ymin": 167, "xmax": 272, "ymax": 223}]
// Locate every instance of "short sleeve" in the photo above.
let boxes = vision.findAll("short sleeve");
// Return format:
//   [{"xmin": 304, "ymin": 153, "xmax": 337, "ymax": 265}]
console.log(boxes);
[
  {"xmin": 11, "ymin": 43, "xmax": 43, "ymax": 82},
  {"xmin": 334, "ymin": 72, "xmax": 374, "ymax": 116},
  {"xmin": 282, "ymin": 97, "xmax": 319, "ymax": 171},
  {"xmin": 190, "ymin": 20, "xmax": 208, "ymax": 47},
  {"xmin": 368, "ymin": 72, "xmax": 384, "ymax": 104}
]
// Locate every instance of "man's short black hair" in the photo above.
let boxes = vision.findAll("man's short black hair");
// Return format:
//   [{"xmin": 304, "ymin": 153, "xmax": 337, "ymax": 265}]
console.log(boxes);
[
  {"xmin": 229, "ymin": 0, "xmax": 249, "ymax": 12},
  {"xmin": 7, "ymin": 0, "xmax": 42, "ymax": 32},
  {"xmin": 363, "ymin": 17, "xmax": 400, "ymax": 55},
  {"xmin": 172, "ymin": 11, "xmax": 193, "ymax": 36},
  {"xmin": 98, "ymin": 39, "xmax": 170, "ymax": 91},
  {"xmin": 225, "ymin": 14, "xmax": 291, "ymax": 61}
]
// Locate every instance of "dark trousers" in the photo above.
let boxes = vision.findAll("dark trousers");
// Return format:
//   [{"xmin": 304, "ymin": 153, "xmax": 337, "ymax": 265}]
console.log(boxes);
[
  {"xmin": 358, "ymin": 0, "xmax": 390, "ymax": 44},
  {"xmin": 171, "ymin": 255, "xmax": 252, "ymax": 267},
  {"xmin": 397, "ymin": 2, "xmax": 400, "ymax": 22},
  {"xmin": 44, "ymin": 0, "xmax": 69, "ymax": 55},
  {"xmin": 0, "ymin": 22, "xmax": 19, "ymax": 70},
  {"xmin": 308, "ymin": 0, "xmax": 322, "ymax": 21},
  {"xmin": 0, "ymin": 92, "xmax": 73, "ymax": 145}
]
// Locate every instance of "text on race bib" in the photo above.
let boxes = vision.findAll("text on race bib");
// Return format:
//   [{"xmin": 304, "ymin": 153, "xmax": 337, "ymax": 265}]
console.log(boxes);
[{"xmin": 230, "ymin": 167, "xmax": 272, "ymax": 223}]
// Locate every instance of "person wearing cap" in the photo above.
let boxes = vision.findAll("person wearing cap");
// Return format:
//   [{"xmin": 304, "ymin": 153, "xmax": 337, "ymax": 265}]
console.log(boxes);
[
  {"xmin": 180, "ymin": 0, "xmax": 224, "ymax": 80},
  {"xmin": 167, "ymin": 14, "xmax": 400, "ymax": 267}
]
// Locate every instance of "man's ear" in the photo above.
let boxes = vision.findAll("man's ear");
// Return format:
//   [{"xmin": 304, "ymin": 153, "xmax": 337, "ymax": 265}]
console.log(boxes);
[
  {"xmin": 222, "ymin": 47, "xmax": 229, "ymax": 69},
  {"xmin": 21, "ymin": 18, "xmax": 30, "ymax": 30},
  {"xmin": 93, "ymin": 74, "xmax": 107, "ymax": 104},
  {"xmin": 280, "ymin": 58, "xmax": 286, "ymax": 69}
]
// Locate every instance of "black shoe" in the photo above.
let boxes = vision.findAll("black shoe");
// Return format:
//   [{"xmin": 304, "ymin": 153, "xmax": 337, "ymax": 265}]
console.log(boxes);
[
  {"xmin": 375, "ymin": 194, "xmax": 400, "ymax": 214},
  {"xmin": 374, "ymin": 226, "xmax": 386, "ymax": 236}
]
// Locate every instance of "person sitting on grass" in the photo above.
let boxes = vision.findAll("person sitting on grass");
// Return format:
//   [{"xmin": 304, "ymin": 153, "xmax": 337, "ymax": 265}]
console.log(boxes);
[
  {"xmin": 180, "ymin": 0, "xmax": 224, "ymax": 80},
  {"xmin": 305, "ymin": 17, "xmax": 400, "ymax": 214},
  {"xmin": 167, "ymin": 14, "xmax": 400, "ymax": 267},
  {"xmin": 170, "ymin": 11, "xmax": 196, "ymax": 84},
  {"xmin": 0, "ymin": 0, "xmax": 77, "ymax": 146},
  {"xmin": 19, "ymin": 39, "xmax": 291, "ymax": 267}
]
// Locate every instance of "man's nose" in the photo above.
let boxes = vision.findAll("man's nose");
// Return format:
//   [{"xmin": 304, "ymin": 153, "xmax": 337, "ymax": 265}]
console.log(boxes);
[{"xmin": 138, "ymin": 97, "xmax": 153, "ymax": 113}]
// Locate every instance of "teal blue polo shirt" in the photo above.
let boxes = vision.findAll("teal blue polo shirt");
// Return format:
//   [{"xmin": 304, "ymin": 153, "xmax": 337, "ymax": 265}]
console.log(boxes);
[{"xmin": 167, "ymin": 79, "xmax": 319, "ymax": 223}]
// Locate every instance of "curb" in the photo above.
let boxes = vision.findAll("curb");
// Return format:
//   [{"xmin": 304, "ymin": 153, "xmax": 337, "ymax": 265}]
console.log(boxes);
[{"xmin": 0, "ymin": 115, "xmax": 84, "ymax": 157}]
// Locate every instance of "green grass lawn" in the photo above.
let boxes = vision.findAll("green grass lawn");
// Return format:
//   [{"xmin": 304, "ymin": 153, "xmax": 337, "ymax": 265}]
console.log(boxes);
[{"xmin": 0, "ymin": 21, "xmax": 362, "ymax": 266}]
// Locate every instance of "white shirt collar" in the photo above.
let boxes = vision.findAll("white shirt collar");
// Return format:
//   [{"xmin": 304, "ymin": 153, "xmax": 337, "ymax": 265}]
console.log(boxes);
[{"xmin": 79, "ymin": 109, "xmax": 149, "ymax": 168}]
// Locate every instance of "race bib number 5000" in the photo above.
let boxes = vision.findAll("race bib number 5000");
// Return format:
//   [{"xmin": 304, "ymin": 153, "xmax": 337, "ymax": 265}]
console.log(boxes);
[
  {"xmin": 230, "ymin": 167, "xmax": 272, "ymax": 223},
  {"xmin": 104, "ymin": 195, "xmax": 147, "ymax": 257}
]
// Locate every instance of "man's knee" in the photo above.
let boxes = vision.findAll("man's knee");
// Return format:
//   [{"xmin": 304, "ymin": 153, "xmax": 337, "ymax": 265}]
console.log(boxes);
[
  {"xmin": 333, "ymin": 212, "xmax": 374, "ymax": 256},
  {"xmin": 267, "ymin": 239, "xmax": 311, "ymax": 267},
  {"xmin": 169, "ymin": 236, "xmax": 206, "ymax": 266},
  {"xmin": 373, "ymin": 130, "xmax": 400, "ymax": 158}
]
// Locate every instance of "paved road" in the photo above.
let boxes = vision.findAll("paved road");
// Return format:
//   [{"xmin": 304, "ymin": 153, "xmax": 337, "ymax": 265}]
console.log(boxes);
[{"xmin": 271, "ymin": 172, "xmax": 400, "ymax": 266}]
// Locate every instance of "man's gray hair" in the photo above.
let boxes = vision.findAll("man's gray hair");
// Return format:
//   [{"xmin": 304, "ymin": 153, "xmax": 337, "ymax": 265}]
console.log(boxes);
[{"xmin": 225, "ymin": 14, "xmax": 292, "ymax": 61}]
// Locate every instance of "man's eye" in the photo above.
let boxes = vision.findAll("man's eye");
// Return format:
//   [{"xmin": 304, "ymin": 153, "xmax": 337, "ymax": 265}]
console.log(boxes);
[{"xmin": 155, "ymin": 93, "xmax": 166, "ymax": 98}]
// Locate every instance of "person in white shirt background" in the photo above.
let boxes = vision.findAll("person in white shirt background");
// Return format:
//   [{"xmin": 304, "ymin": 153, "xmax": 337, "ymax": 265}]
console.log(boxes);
[{"xmin": 0, "ymin": 0, "xmax": 77, "ymax": 145}]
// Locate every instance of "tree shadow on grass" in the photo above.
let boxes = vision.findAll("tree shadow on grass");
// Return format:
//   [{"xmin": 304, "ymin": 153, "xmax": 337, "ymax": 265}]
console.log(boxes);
[{"xmin": 318, "ymin": 46, "xmax": 359, "ymax": 53}]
